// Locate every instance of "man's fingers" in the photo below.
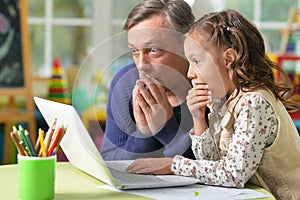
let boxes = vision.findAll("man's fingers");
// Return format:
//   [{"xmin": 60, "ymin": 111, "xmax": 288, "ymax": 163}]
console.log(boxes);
[
  {"xmin": 138, "ymin": 86, "xmax": 156, "ymax": 106},
  {"xmin": 140, "ymin": 75, "xmax": 165, "ymax": 103}
]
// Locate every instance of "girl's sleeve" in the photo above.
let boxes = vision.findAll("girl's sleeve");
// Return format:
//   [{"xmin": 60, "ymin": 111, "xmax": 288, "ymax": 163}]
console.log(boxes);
[
  {"xmin": 171, "ymin": 94, "xmax": 278, "ymax": 188},
  {"xmin": 190, "ymin": 129, "xmax": 219, "ymax": 160}
]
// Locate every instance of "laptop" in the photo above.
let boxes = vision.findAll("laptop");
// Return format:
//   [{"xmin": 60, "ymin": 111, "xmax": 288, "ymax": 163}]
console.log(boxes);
[{"xmin": 34, "ymin": 96, "xmax": 200, "ymax": 189}]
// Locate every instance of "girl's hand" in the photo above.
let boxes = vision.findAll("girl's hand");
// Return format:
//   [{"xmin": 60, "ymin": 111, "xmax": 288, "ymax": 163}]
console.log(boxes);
[
  {"xmin": 186, "ymin": 83, "xmax": 211, "ymax": 135},
  {"xmin": 126, "ymin": 157, "xmax": 173, "ymax": 175},
  {"xmin": 187, "ymin": 83, "xmax": 211, "ymax": 118}
]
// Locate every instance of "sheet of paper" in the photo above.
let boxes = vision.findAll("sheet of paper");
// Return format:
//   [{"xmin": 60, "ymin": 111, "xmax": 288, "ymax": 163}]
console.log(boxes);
[{"xmin": 98, "ymin": 184, "xmax": 269, "ymax": 200}]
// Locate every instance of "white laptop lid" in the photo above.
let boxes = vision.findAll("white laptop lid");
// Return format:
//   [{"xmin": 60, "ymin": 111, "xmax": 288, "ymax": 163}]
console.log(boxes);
[
  {"xmin": 34, "ymin": 97, "xmax": 199, "ymax": 189},
  {"xmin": 34, "ymin": 96, "xmax": 115, "ymax": 186}
]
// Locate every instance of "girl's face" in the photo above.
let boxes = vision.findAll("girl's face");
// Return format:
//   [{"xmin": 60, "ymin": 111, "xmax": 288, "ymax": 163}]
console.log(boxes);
[{"xmin": 184, "ymin": 35, "xmax": 233, "ymax": 99}]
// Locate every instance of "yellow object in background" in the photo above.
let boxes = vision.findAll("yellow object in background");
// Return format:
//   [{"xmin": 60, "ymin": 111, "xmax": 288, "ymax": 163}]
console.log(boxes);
[
  {"xmin": 267, "ymin": 52, "xmax": 279, "ymax": 81},
  {"xmin": 81, "ymin": 106, "xmax": 106, "ymax": 127},
  {"xmin": 267, "ymin": 52, "xmax": 278, "ymax": 63}
]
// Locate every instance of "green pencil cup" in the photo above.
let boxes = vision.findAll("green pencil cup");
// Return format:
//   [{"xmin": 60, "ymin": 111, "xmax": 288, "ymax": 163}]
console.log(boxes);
[{"xmin": 18, "ymin": 154, "xmax": 56, "ymax": 200}]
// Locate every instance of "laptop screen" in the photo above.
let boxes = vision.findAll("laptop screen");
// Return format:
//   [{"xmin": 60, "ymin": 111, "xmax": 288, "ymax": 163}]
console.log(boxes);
[{"xmin": 34, "ymin": 96, "xmax": 115, "ymax": 186}]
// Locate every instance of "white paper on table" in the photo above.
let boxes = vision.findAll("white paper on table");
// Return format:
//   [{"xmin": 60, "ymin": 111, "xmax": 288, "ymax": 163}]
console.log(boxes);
[{"xmin": 97, "ymin": 184, "xmax": 269, "ymax": 200}]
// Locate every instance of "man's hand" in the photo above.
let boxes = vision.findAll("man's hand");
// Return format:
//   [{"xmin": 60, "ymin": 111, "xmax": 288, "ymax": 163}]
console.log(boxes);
[
  {"xmin": 133, "ymin": 75, "xmax": 173, "ymax": 135},
  {"xmin": 126, "ymin": 157, "xmax": 173, "ymax": 175}
]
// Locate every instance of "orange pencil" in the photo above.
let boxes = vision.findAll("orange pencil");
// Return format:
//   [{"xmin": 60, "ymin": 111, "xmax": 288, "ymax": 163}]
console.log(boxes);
[
  {"xmin": 44, "ymin": 122, "xmax": 57, "ymax": 153},
  {"xmin": 53, "ymin": 125, "xmax": 67, "ymax": 154},
  {"xmin": 47, "ymin": 125, "xmax": 64, "ymax": 156}
]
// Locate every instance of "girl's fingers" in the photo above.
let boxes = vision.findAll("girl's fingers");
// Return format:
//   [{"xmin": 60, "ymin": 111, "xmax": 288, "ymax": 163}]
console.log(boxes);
[
  {"xmin": 188, "ymin": 87, "xmax": 211, "ymax": 99},
  {"xmin": 187, "ymin": 87, "xmax": 212, "ymax": 108},
  {"xmin": 126, "ymin": 159, "xmax": 144, "ymax": 173}
]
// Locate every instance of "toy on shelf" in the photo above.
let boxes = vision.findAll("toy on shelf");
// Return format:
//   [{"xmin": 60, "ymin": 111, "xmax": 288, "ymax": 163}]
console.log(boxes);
[
  {"xmin": 280, "ymin": 7, "xmax": 300, "ymax": 54},
  {"xmin": 277, "ymin": 7, "xmax": 300, "ymax": 123},
  {"xmin": 47, "ymin": 57, "xmax": 70, "ymax": 104}
]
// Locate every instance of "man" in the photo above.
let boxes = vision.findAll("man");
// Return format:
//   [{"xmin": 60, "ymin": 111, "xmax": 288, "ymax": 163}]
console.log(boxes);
[{"xmin": 100, "ymin": 0, "xmax": 198, "ymax": 160}]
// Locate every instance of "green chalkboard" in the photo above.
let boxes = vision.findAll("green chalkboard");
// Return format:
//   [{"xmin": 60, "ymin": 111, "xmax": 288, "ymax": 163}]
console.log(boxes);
[
  {"xmin": 0, "ymin": 0, "xmax": 24, "ymax": 87},
  {"xmin": 0, "ymin": 0, "xmax": 36, "ymax": 164}
]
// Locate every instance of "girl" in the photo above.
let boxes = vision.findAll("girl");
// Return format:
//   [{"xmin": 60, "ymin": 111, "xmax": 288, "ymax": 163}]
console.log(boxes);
[{"xmin": 126, "ymin": 9, "xmax": 300, "ymax": 200}]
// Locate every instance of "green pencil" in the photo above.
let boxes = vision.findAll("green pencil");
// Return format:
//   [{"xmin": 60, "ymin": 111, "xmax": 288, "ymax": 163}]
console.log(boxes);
[{"xmin": 19, "ymin": 125, "xmax": 34, "ymax": 156}]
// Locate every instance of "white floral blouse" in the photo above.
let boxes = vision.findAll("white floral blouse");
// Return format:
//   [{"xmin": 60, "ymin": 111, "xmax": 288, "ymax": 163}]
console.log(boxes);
[{"xmin": 171, "ymin": 93, "xmax": 278, "ymax": 188}]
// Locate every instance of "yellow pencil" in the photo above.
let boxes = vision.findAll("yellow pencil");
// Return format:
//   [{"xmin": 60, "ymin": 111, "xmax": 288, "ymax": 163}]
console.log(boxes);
[{"xmin": 39, "ymin": 128, "xmax": 47, "ymax": 157}]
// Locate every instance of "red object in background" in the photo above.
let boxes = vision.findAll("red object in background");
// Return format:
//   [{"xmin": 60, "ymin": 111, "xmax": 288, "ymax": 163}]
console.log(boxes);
[
  {"xmin": 277, "ymin": 54, "xmax": 300, "ymax": 120},
  {"xmin": 290, "ymin": 111, "xmax": 300, "ymax": 119},
  {"xmin": 53, "ymin": 57, "xmax": 62, "ymax": 69},
  {"xmin": 277, "ymin": 53, "xmax": 300, "ymax": 80},
  {"xmin": 277, "ymin": 54, "xmax": 300, "ymax": 66}
]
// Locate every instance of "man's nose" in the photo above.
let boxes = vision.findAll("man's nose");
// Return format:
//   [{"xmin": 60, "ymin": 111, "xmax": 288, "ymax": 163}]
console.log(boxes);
[{"xmin": 136, "ymin": 51, "xmax": 150, "ymax": 69}]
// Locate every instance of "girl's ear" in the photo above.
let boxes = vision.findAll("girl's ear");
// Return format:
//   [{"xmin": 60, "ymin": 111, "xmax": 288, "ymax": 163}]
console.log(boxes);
[{"xmin": 223, "ymin": 48, "xmax": 237, "ymax": 69}]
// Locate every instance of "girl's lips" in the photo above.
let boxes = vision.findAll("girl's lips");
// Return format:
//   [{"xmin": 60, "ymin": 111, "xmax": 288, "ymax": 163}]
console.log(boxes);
[
  {"xmin": 191, "ymin": 80, "xmax": 197, "ymax": 87},
  {"xmin": 191, "ymin": 80, "xmax": 206, "ymax": 87}
]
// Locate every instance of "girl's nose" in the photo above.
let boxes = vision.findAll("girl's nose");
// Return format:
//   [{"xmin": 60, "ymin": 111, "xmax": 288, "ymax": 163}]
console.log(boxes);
[{"xmin": 187, "ymin": 64, "xmax": 195, "ymax": 79}]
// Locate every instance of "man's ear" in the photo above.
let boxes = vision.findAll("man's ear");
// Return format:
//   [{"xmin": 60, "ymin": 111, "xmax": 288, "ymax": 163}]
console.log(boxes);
[{"xmin": 223, "ymin": 48, "xmax": 237, "ymax": 69}]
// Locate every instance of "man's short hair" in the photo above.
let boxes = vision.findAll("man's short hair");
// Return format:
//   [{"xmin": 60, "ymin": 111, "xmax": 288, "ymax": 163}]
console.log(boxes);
[{"xmin": 123, "ymin": 0, "xmax": 195, "ymax": 33}]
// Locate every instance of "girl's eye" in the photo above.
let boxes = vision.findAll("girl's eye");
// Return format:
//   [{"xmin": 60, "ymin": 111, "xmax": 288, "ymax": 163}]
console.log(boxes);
[{"xmin": 193, "ymin": 59, "xmax": 201, "ymax": 65}]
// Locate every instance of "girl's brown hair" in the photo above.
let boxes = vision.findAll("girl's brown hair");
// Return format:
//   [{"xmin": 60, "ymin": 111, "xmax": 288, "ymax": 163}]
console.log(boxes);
[{"xmin": 187, "ymin": 9, "xmax": 300, "ymax": 112}]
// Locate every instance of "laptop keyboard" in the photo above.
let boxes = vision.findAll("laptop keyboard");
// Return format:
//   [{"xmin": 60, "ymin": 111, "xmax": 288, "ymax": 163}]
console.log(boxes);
[{"xmin": 108, "ymin": 167, "xmax": 164, "ymax": 183}]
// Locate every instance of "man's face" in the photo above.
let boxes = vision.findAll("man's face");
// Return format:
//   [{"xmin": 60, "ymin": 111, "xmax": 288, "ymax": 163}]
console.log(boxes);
[{"xmin": 127, "ymin": 15, "xmax": 190, "ymax": 91}]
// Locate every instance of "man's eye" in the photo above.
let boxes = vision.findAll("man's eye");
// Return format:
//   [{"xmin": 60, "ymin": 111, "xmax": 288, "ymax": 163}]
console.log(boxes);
[
  {"xmin": 149, "ymin": 48, "xmax": 159, "ymax": 54},
  {"xmin": 130, "ymin": 48, "xmax": 139, "ymax": 54}
]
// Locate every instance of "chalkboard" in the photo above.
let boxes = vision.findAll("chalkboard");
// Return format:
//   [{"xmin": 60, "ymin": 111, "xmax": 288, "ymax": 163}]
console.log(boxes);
[
  {"xmin": 0, "ymin": 0, "xmax": 24, "ymax": 87},
  {"xmin": 0, "ymin": 0, "xmax": 36, "ymax": 164}
]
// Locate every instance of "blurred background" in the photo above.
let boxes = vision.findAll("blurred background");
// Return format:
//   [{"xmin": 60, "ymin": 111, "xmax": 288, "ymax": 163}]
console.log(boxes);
[
  {"xmin": 28, "ymin": 0, "xmax": 298, "ymax": 77},
  {"xmin": 1, "ymin": 0, "xmax": 300, "ymax": 164}
]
